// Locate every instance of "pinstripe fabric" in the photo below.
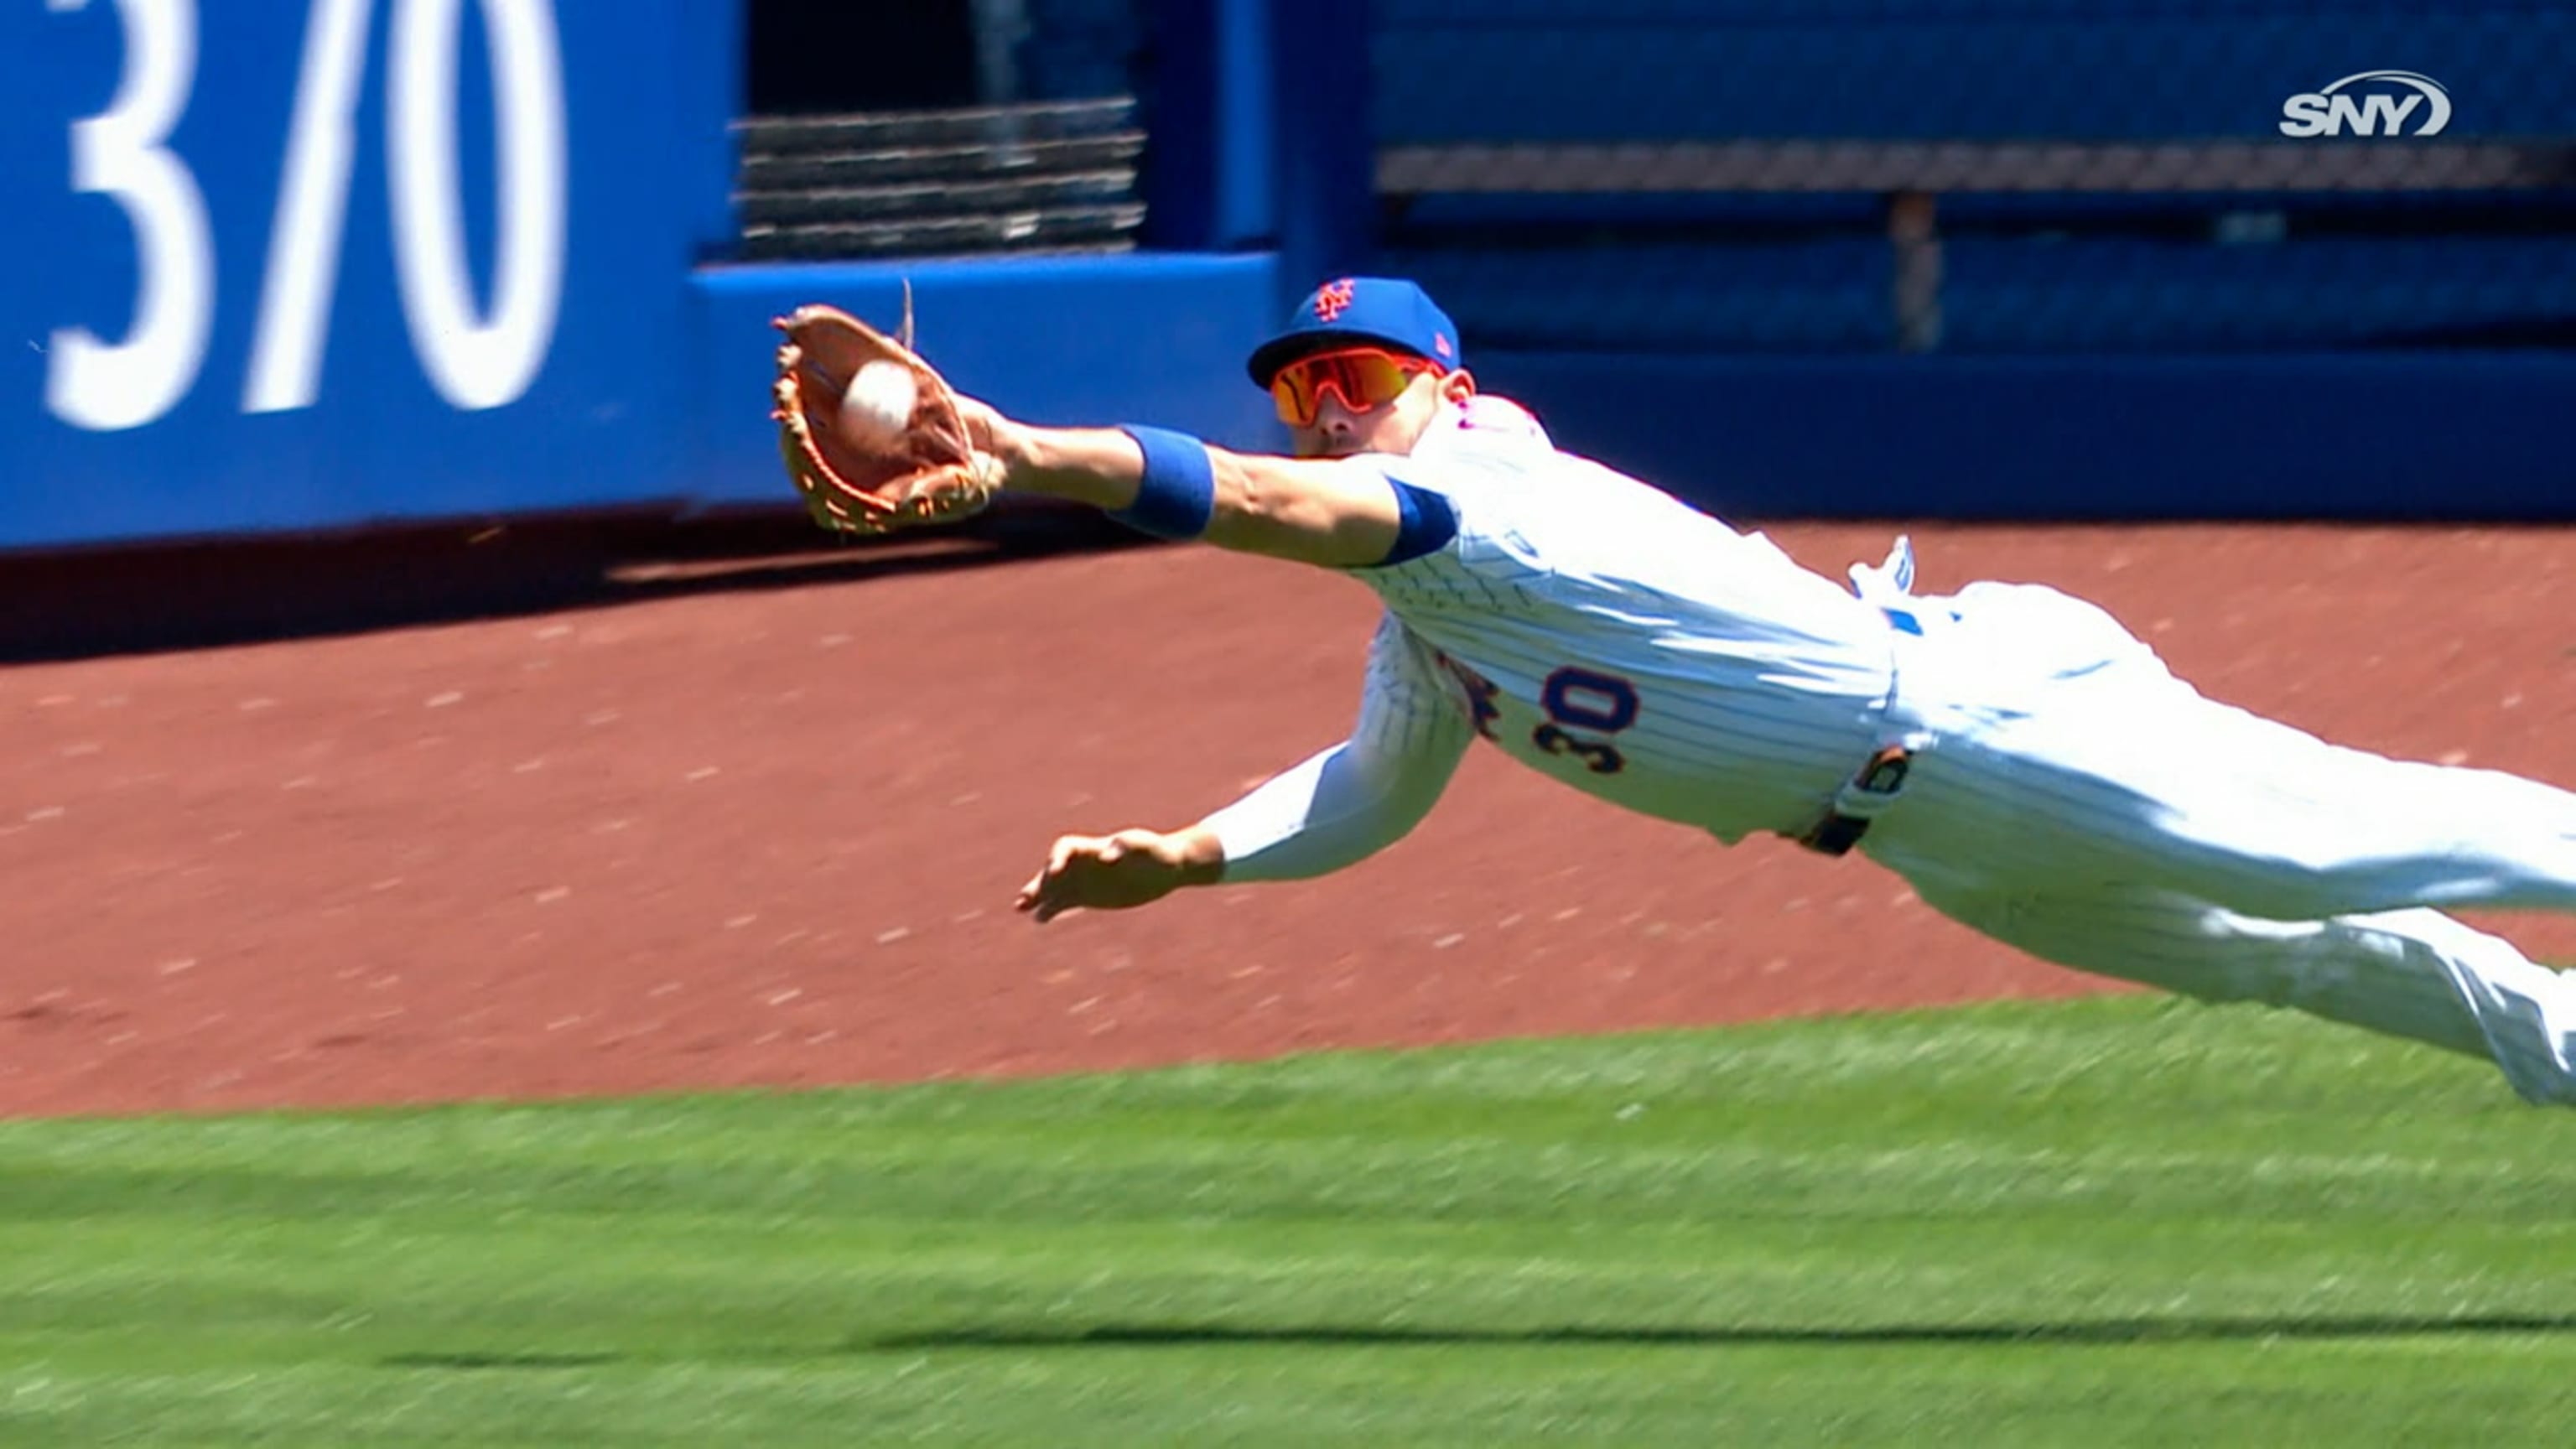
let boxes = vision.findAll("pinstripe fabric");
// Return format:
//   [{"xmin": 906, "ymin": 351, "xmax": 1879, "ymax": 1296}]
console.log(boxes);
[
  {"xmin": 1202, "ymin": 611, "xmax": 1472, "ymax": 881},
  {"xmin": 1346, "ymin": 433, "xmax": 1902, "ymax": 843}
]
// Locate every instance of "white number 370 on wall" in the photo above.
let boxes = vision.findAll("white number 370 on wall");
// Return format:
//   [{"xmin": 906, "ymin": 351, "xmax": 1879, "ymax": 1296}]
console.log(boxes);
[{"xmin": 46, "ymin": 0, "xmax": 566, "ymax": 431}]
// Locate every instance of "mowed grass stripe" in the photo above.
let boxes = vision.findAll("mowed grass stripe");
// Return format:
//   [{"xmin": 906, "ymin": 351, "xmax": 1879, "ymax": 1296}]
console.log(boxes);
[{"xmin": 1, "ymin": 994, "xmax": 2573, "ymax": 1446}]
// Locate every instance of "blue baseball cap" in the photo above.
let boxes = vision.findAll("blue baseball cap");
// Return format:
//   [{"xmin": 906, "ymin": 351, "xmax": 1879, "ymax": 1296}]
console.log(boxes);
[{"xmin": 1245, "ymin": 277, "xmax": 1462, "ymax": 387}]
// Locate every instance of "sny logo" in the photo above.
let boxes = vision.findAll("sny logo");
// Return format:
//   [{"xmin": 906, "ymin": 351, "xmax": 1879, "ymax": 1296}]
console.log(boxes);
[
  {"xmin": 2279, "ymin": 70, "xmax": 2450, "ymax": 138},
  {"xmin": 1311, "ymin": 278, "xmax": 1356, "ymax": 321}
]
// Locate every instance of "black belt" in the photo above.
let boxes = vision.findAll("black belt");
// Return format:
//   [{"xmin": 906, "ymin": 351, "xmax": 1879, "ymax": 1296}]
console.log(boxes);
[{"xmin": 1798, "ymin": 745, "xmax": 1914, "ymax": 856}]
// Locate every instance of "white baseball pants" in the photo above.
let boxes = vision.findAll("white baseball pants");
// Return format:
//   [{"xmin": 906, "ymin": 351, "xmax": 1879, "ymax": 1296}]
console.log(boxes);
[{"xmin": 1852, "ymin": 579, "xmax": 2576, "ymax": 1105}]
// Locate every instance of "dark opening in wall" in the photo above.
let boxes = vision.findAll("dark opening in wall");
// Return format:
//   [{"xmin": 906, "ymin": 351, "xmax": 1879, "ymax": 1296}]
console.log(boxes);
[{"xmin": 745, "ymin": 0, "xmax": 977, "ymax": 114}]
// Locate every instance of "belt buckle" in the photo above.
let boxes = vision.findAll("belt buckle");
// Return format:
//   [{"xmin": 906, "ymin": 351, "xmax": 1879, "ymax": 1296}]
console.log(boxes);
[
  {"xmin": 1800, "ymin": 745, "xmax": 1914, "ymax": 857},
  {"xmin": 1852, "ymin": 744, "xmax": 1911, "ymax": 794}
]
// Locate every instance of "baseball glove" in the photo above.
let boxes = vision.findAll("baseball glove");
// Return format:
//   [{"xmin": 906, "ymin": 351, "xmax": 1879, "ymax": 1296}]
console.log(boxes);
[{"xmin": 769, "ymin": 291, "xmax": 1004, "ymax": 535}]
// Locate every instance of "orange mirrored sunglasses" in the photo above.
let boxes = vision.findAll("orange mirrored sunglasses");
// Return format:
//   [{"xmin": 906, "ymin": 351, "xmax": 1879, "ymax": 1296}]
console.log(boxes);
[{"xmin": 1269, "ymin": 347, "xmax": 1444, "ymax": 427}]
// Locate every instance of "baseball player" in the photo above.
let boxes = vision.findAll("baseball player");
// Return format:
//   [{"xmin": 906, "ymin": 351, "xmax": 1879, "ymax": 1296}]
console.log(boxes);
[{"xmin": 818, "ymin": 276, "xmax": 2576, "ymax": 1105}]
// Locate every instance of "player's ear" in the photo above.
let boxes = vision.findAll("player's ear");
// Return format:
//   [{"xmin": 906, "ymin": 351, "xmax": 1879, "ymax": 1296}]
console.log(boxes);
[{"xmin": 1441, "ymin": 368, "xmax": 1476, "ymax": 403}]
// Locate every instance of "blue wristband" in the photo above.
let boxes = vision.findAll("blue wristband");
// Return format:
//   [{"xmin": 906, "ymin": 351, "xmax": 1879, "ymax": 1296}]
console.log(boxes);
[
  {"xmin": 1379, "ymin": 480, "xmax": 1459, "ymax": 566},
  {"xmin": 1109, "ymin": 425, "xmax": 1216, "ymax": 540}
]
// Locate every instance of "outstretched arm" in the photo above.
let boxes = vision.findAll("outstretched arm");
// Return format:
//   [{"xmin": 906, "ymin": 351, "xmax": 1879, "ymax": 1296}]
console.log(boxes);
[
  {"xmin": 971, "ymin": 408, "xmax": 1409, "ymax": 569},
  {"xmin": 1017, "ymin": 615, "xmax": 1475, "ymax": 922}
]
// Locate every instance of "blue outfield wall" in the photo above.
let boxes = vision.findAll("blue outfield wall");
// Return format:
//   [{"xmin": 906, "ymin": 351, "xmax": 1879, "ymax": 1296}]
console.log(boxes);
[
  {"xmin": 1373, "ymin": 1, "xmax": 2576, "ymax": 143},
  {"xmin": 0, "ymin": 0, "xmax": 1281, "ymax": 552},
  {"xmin": 3, "ymin": 0, "xmax": 2568, "ymax": 553},
  {"xmin": 0, "ymin": 0, "xmax": 732, "ymax": 550},
  {"xmin": 1372, "ymin": 0, "xmax": 2576, "ymax": 521},
  {"xmin": 683, "ymin": 255, "xmax": 1285, "ymax": 510},
  {"xmin": 1478, "ymin": 351, "xmax": 2576, "ymax": 522}
]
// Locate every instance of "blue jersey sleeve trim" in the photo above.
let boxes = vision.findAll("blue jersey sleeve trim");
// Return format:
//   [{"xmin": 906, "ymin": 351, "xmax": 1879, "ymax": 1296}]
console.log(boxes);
[{"xmin": 1373, "ymin": 480, "xmax": 1458, "ymax": 567}]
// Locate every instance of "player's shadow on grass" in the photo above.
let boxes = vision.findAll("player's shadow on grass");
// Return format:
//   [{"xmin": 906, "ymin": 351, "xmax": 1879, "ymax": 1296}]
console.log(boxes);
[
  {"xmin": 371, "ymin": 1313, "xmax": 2576, "ymax": 1374},
  {"xmin": 0, "ymin": 501, "xmax": 1150, "ymax": 664},
  {"xmin": 865, "ymin": 1311, "xmax": 2576, "ymax": 1352}
]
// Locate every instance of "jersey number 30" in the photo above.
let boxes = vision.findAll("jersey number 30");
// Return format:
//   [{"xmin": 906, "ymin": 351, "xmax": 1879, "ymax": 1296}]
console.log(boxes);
[
  {"xmin": 1439, "ymin": 656, "xmax": 1640, "ymax": 776},
  {"xmin": 1532, "ymin": 667, "xmax": 1639, "ymax": 774}
]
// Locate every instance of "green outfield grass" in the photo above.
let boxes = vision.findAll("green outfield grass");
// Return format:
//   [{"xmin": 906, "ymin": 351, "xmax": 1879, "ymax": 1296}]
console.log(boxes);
[{"xmin": 3, "ymin": 994, "xmax": 2574, "ymax": 1446}]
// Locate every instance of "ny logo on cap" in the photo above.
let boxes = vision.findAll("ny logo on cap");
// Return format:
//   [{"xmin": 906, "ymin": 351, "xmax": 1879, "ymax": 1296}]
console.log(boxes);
[{"xmin": 1312, "ymin": 278, "xmax": 1356, "ymax": 322}]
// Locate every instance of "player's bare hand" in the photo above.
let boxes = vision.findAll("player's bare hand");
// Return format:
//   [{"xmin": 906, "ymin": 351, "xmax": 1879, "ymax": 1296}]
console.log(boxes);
[
  {"xmin": 950, "ymin": 392, "xmax": 1012, "ymax": 459},
  {"xmin": 1015, "ymin": 827, "xmax": 1221, "ymax": 924}
]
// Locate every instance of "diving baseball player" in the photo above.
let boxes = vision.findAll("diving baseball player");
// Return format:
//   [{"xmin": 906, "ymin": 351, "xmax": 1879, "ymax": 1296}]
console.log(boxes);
[{"xmin": 782, "ymin": 276, "xmax": 2576, "ymax": 1107}]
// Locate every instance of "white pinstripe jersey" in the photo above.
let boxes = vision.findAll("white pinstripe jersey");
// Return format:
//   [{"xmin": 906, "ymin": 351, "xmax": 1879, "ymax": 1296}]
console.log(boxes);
[{"xmin": 1340, "ymin": 399, "xmax": 1900, "ymax": 843}]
